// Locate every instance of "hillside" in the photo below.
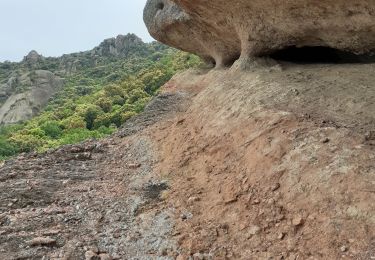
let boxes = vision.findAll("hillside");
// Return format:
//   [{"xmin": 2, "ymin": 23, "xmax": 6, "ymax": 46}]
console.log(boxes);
[
  {"xmin": 0, "ymin": 34, "xmax": 201, "ymax": 160},
  {"xmin": 1, "ymin": 62, "xmax": 374, "ymax": 259},
  {"xmin": 0, "ymin": 34, "xmax": 168, "ymax": 125}
]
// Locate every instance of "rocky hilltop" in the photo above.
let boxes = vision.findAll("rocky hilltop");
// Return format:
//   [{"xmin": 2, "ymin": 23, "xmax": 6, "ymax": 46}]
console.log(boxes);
[
  {"xmin": 93, "ymin": 34, "xmax": 145, "ymax": 58},
  {"xmin": 0, "ymin": 34, "xmax": 157, "ymax": 125}
]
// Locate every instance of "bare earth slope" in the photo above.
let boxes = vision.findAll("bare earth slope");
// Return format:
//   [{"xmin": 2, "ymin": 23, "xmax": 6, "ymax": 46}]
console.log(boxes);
[{"xmin": 0, "ymin": 62, "xmax": 375, "ymax": 259}]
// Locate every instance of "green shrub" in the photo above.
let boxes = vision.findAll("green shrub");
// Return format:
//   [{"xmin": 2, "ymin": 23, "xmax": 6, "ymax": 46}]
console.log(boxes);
[
  {"xmin": 0, "ymin": 138, "xmax": 19, "ymax": 159},
  {"xmin": 10, "ymin": 131, "xmax": 46, "ymax": 152},
  {"xmin": 40, "ymin": 121, "xmax": 62, "ymax": 139}
]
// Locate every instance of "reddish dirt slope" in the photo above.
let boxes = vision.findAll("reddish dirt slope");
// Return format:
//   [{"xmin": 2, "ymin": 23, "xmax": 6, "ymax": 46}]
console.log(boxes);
[{"xmin": 153, "ymin": 64, "xmax": 375, "ymax": 259}]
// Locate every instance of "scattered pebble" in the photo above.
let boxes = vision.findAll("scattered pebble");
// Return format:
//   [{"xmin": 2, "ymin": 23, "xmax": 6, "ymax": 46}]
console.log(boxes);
[
  {"xmin": 187, "ymin": 196, "xmax": 200, "ymax": 204},
  {"xmin": 271, "ymin": 183, "xmax": 281, "ymax": 191},
  {"xmin": 292, "ymin": 216, "xmax": 304, "ymax": 226},
  {"xmin": 85, "ymin": 250, "xmax": 99, "ymax": 260},
  {"xmin": 127, "ymin": 163, "xmax": 141, "ymax": 169},
  {"xmin": 340, "ymin": 245, "xmax": 348, "ymax": 252},
  {"xmin": 180, "ymin": 212, "xmax": 193, "ymax": 220},
  {"xmin": 252, "ymin": 199, "xmax": 261, "ymax": 205}
]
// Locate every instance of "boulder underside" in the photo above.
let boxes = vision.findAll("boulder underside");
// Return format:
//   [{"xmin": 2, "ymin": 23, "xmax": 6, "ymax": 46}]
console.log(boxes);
[{"xmin": 144, "ymin": 0, "xmax": 375, "ymax": 67}]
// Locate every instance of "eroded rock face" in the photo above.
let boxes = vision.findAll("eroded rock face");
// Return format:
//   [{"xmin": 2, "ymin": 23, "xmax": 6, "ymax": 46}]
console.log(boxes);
[
  {"xmin": 144, "ymin": 0, "xmax": 375, "ymax": 67},
  {"xmin": 0, "ymin": 70, "xmax": 64, "ymax": 125}
]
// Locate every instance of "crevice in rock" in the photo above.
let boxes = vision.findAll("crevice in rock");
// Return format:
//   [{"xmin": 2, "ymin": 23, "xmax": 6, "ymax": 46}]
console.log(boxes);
[{"xmin": 270, "ymin": 46, "xmax": 375, "ymax": 64}]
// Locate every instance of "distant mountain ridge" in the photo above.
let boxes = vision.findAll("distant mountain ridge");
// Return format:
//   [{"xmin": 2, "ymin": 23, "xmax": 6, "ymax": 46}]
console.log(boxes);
[{"xmin": 0, "ymin": 34, "xmax": 169, "ymax": 125}]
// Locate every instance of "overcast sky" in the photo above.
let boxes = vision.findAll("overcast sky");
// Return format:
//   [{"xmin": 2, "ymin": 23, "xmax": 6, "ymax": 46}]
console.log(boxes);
[{"xmin": 0, "ymin": 0, "xmax": 153, "ymax": 62}]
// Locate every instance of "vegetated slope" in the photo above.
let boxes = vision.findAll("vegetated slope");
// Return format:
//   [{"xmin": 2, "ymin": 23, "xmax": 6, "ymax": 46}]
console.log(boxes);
[
  {"xmin": 0, "ymin": 61, "xmax": 374, "ymax": 259},
  {"xmin": 0, "ymin": 34, "xmax": 148, "ymax": 124},
  {"xmin": 0, "ymin": 34, "xmax": 201, "ymax": 160}
]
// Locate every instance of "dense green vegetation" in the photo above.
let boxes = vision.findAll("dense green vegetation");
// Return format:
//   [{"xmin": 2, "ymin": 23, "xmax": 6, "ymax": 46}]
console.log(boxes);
[{"xmin": 0, "ymin": 37, "xmax": 201, "ymax": 160}]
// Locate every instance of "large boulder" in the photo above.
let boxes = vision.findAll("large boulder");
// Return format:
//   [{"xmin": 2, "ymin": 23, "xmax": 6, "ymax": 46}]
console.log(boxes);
[{"xmin": 144, "ymin": 0, "xmax": 375, "ymax": 67}]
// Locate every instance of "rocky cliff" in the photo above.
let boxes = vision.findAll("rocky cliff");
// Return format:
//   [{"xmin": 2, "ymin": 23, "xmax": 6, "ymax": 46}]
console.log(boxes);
[{"xmin": 144, "ymin": 0, "xmax": 375, "ymax": 68}]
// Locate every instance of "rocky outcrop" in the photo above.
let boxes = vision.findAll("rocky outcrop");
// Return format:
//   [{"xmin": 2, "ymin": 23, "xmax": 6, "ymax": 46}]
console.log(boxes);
[
  {"xmin": 93, "ymin": 34, "xmax": 146, "ymax": 57},
  {"xmin": 0, "ymin": 70, "xmax": 63, "ymax": 124},
  {"xmin": 144, "ymin": 0, "xmax": 375, "ymax": 67},
  {"xmin": 23, "ymin": 50, "xmax": 43, "ymax": 64}
]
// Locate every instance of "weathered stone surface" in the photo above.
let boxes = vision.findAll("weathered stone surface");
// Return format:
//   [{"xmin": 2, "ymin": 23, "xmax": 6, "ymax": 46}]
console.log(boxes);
[
  {"xmin": 144, "ymin": 0, "xmax": 375, "ymax": 67},
  {"xmin": 0, "ymin": 70, "xmax": 64, "ymax": 125}
]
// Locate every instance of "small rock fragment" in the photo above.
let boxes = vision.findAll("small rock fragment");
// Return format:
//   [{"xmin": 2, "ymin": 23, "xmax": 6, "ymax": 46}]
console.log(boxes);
[
  {"xmin": 99, "ymin": 253, "xmax": 112, "ymax": 260},
  {"xmin": 89, "ymin": 246, "xmax": 99, "ymax": 254},
  {"xmin": 292, "ymin": 216, "xmax": 304, "ymax": 226},
  {"xmin": 224, "ymin": 196, "xmax": 238, "ymax": 204},
  {"xmin": 248, "ymin": 225, "xmax": 261, "ymax": 235},
  {"xmin": 365, "ymin": 131, "xmax": 375, "ymax": 141},
  {"xmin": 271, "ymin": 183, "xmax": 281, "ymax": 191},
  {"xmin": 29, "ymin": 237, "xmax": 56, "ymax": 247},
  {"xmin": 127, "ymin": 163, "xmax": 141, "ymax": 169},
  {"xmin": 75, "ymin": 152, "xmax": 92, "ymax": 160},
  {"xmin": 180, "ymin": 211, "xmax": 193, "ymax": 220},
  {"xmin": 159, "ymin": 247, "xmax": 168, "ymax": 256},
  {"xmin": 85, "ymin": 251, "xmax": 100, "ymax": 260},
  {"xmin": 252, "ymin": 199, "xmax": 261, "ymax": 205},
  {"xmin": 187, "ymin": 196, "xmax": 200, "ymax": 204},
  {"xmin": 42, "ymin": 229, "xmax": 61, "ymax": 236},
  {"xmin": 278, "ymin": 232, "xmax": 285, "ymax": 240},
  {"xmin": 340, "ymin": 245, "xmax": 348, "ymax": 252}
]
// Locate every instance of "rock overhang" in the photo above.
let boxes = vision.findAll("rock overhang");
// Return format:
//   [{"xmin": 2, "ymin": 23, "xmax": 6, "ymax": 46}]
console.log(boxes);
[{"xmin": 144, "ymin": 0, "xmax": 375, "ymax": 68}]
